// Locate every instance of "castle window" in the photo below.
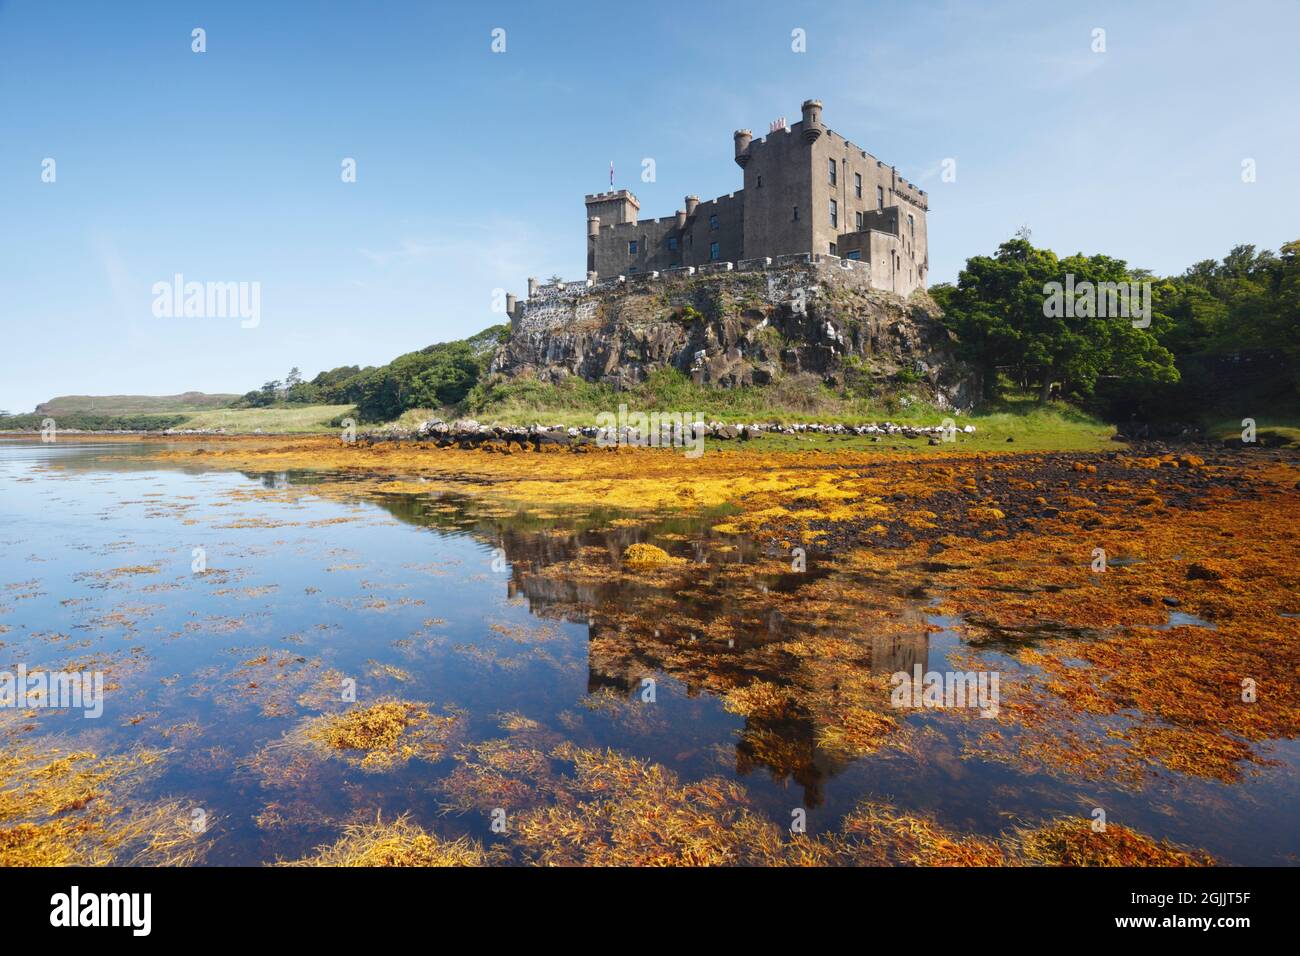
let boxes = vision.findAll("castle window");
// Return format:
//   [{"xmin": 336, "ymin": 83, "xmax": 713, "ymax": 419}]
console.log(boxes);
[
  {"xmin": 829, "ymin": 242, "xmax": 837, "ymax": 255},
  {"xmin": 792, "ymin": 206, "xmax": 799, "ymax": 221},
  {"xmin": 908, "ymin": 213, "xmax": 914, "ymax": 238},
  {"xmin": 628, "ymin": 266, "xmax": 638, "ymax": 273},
  {"xmin": 709, "ymin": 241, "xmax": 720, "ymax": 260},
  {"xmin": 854, "ymin": 173, "xmax": 862, "ymax": 198},
  {"xmin": 708, "ymin": 214, "xmax": 719, "ymax": 231},
  {"xmin": 846, "ymin": 250, "xmax": 862, "ymax": 260},
  {"xmin": 667, "ymin": 236, "xmax": 678, "ymax": 251},
  {"xmin": 829, "ymin": 199, "xmax": 837, "ymax": 229},
  {"xmin": 828, "ymin": 158, "xmax": 836, "ymax": 185},
  {"xmin": 757, "ymin": 175, "xmax": 763, "ymax": 187},
  {"xmin": 855, "ymin": 211, "xmax": 863, "ymax": 230},
  {"xmin": 628, "ymin": 240, "xmax": 637, "ymax": 255},
  {"xmin": 877, "ymin": 186, "xmax": 884, "ymax": 210}
]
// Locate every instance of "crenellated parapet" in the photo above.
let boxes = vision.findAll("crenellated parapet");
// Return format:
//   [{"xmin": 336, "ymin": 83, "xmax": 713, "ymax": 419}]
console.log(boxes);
[{"xmin": 507, "ymin": 253, "xmax": 900, "ymax": 336}]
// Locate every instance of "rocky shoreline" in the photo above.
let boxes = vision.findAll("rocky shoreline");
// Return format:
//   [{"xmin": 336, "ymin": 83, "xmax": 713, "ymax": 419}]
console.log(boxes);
[{"xmin": 352, "ymin": 417, "xmax": 979, "ymax": 449}]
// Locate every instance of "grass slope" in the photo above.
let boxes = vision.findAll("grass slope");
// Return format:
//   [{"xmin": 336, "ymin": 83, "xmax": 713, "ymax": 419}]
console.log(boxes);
[
  {"xmin": 397, "ymin": 373, "xmax": 1117, "ymax": 453},
  {"xmin": 180, "ymin": 404, "xmax": 353, "ymax": 433}
]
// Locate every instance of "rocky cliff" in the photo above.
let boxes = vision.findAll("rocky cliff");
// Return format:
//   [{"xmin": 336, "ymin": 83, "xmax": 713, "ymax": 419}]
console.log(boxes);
[{"xmin": 491, "ymin": 258, "xmax": 979, "ymax": 411}]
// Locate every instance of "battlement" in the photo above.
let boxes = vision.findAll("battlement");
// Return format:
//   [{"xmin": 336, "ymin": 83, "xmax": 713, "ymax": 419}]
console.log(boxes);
[
  {"xmin": 583, "ymin": 189, "xmax": 640, "ymax": 205},
  {"xmin": 512, "ymin": 252, "xmax": 889, "ymax": 323}
]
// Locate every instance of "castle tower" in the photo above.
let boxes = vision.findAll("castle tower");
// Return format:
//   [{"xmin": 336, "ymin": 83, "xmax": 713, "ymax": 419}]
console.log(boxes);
[
  {"xmin": 584, "ymin": 191, "xmax": 639, "ymax": 277},
  {"xmin": 584, "ymin": 190, "xmax": 639, "ymax": 228},
  {"xmin": 801, "ymin": 99, "xmax": 824, "ymax": 142}
]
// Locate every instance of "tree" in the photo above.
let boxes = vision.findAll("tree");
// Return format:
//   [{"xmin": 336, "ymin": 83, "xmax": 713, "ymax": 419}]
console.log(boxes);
[
  {"xmin": 351, "ymin": 340, "xmax": 484, "ymax": 421},
  {"xmin": 281, "ymin": 366, "xmax": 323, "ymax": 404},
  {"xmin": 936, "ymin": 237, "xmax": 1177, "ymax": 405},
  {"xmin": 1147, "ymin": 239, "xmax": 1300, "ymax": 410}
]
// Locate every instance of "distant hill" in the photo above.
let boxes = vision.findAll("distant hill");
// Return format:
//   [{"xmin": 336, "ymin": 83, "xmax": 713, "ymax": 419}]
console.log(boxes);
[{"xmin": 34, "ymin": 392, "xmax": 239, "ymax": 415}]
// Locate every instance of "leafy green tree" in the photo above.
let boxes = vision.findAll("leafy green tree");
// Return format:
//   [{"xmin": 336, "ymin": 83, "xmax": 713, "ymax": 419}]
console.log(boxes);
[
  {"xmin": 935, "ymin": 238, "xmax": 1177, "ymax": 405},
  {"xmin": 351, "ymin": 340, "xmax": 485, "ymax": 421},
  {"xmin": 1141, "ymin": 240, "xmax": 1299, "ymax": 414}
]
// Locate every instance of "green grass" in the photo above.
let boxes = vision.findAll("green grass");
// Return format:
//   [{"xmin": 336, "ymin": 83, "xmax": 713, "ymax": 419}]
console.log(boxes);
[
  {"xmin": 388, "ymin": 408, "xmax": 442, "ymax": 429},
  {"xmin": 744, "ymin": 403, "xmax": 1114, "ymax": 454},
  {"xmin": 955, "ymin": 398, "xmax": 1115, "ymax": 451},
  {"xmin": 1204, "ymin": 415, "xmax": 1300, "ymax": 449},
  {"xmin": 391, "ymin": 373, "xmax": 1114, "ymax": 453},
  {"xmin": 1185, "ymin": 381, "xmax": 1300, "ymax": 444},
  {"xmin": 180, "ymin": 404, "xmax": 354, "ymax": 434},
  {"xmin": 462, "ymin": 368, "xmax": 967, "ymax": 427},
  {"xmin": 456, "ymin": 372, "xmax": 1113, "ymax": 451}
]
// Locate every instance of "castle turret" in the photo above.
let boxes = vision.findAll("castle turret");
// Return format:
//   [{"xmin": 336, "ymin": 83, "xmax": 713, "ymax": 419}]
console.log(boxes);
[
  {"xmin": 587, "ymin": 217, "xmax": 600, "ymax": 274},
  {"xmin": 675, "ymin": 209, "xmax": 687, "ymax": 230},
  {"xmin": 527, "ymin": 277, "xmax": 539, "ymax": 298},
  {"xmin": 801, "ymin": 99, "xmax": 823, "ymax": 143},
  {"xmin": 685, "ymin": 195, "xmax": 699, "ymax": 217},
  {"xmin": 734, "ymin": 129, "xmax": 752, "ymax": 167}
]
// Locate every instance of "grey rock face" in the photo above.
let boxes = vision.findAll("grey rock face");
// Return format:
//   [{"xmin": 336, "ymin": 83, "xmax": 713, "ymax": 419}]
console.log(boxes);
[{"xmin": 491, "ymin": 261, "xmax": 979, "ymax": 411}]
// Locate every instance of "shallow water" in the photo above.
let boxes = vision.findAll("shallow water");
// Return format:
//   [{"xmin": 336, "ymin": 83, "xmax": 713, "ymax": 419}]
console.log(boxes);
[{"xmin": 1, "ymin": 438, "xmax": 1296, "ymax": 865}]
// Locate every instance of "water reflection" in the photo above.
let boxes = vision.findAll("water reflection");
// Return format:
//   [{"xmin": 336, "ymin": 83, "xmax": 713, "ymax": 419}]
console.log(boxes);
[
  {"xmin": 3, "ymin": 438, "xmax": 1295, "ymax": 864},
  {"xmin": 349, "ymin": 481, "xmax": 941, "ymax": 809}
]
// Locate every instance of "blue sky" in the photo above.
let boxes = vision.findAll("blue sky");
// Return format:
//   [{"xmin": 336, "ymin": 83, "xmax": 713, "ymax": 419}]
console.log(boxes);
[{"xmin": 2, "ymin": 0, "xmax": 1296, "ymax": 413}]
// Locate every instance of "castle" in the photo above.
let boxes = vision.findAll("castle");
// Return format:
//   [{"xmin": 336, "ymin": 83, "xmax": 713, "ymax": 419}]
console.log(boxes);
[{"xmin": 582, "ymin": 99, "xmax": 928, "ymax": 296}]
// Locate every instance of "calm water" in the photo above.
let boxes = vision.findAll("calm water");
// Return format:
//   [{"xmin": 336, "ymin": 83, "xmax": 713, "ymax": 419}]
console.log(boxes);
[{"xmin": 1, "ymin": 438, "xmax": 1295, "ymax": 865}]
